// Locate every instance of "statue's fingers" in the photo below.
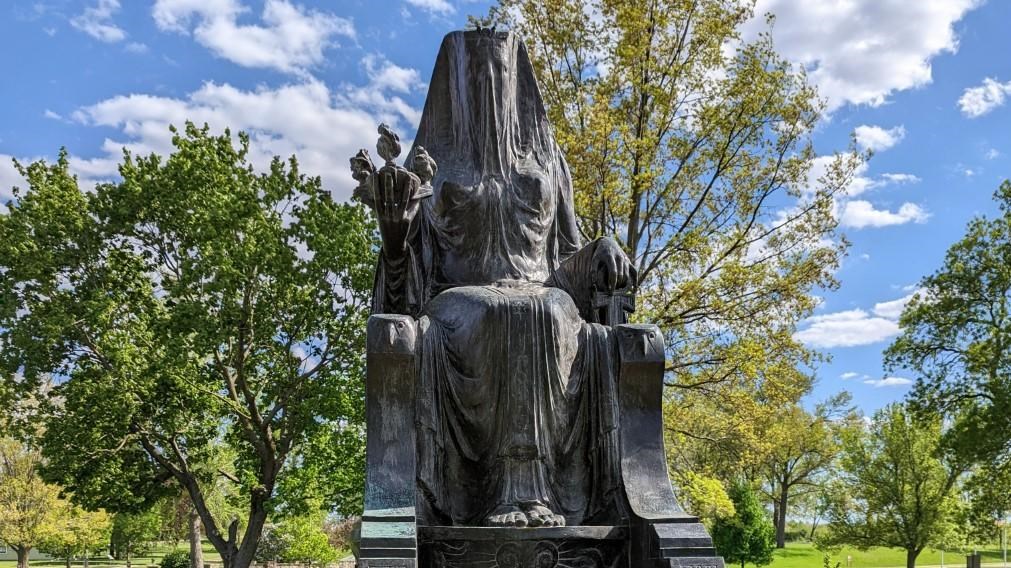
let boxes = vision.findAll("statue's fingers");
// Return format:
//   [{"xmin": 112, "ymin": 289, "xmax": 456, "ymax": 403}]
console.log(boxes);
[
  {"xmin": 618, "ymin": 260, "xmax": 630, "ymax": 289},
  {"xmin": 384, "ymin": 174, "xmax": 395, "ymax": 208},
  {"xmin": 606, "ymin": 255, "xmax": 619, "ymax": 291}
]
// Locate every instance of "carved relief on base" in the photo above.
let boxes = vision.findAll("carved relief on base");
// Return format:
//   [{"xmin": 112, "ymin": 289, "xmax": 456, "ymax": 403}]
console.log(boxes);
[{"xmin": 422, "ymin": 536, "xmax": 626, "ymax": 568}]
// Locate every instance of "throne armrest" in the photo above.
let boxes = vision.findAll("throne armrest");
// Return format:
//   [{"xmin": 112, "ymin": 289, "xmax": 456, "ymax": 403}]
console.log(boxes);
[
  {"xmin": 616, "ymin": 324, "xmax": 722, "ymax": 568},
  {"xmin": 358, "ymin": 314, "xmax": 419, "ymax": 568}
]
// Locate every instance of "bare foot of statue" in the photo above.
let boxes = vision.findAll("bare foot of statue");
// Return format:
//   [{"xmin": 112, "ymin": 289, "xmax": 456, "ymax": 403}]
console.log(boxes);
[
  {"xmin": 523, "ymin": 503, "xmax": 565, "ymax": 527},
  {"xmin": 485, "ymin": 504, "xmax": 529, "ymax": 527}
]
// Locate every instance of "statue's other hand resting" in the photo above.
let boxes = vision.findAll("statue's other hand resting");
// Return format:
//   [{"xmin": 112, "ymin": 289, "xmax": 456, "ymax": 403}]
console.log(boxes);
[{"xmin": 591, "ymin": 237, "xmax": 635, "ymax": 293}]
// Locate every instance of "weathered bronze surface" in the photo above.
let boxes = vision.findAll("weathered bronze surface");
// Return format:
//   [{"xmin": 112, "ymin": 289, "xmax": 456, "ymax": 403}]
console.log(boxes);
[{"xmin": 352, "ymin": 28, "xmax": 724, "ymax": 568}]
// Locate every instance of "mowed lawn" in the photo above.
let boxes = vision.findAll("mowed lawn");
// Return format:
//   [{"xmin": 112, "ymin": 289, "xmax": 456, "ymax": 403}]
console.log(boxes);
[
  {"xmin": 0, "ymin": 542, "xmax": 221, "ymax": 568},
  {"xmin": 746, "ymin": 542, "xmax": 1008, "ymax": 568}
]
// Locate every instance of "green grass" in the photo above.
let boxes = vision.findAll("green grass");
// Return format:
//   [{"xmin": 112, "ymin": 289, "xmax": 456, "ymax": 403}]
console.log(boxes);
[
  {"xmin": 747, "ymin": 542, "xmax": 1009, "ymax": 568},
  {"xmin": 1, "ymin": 542, "xmax": 221, "ymax": 568}
]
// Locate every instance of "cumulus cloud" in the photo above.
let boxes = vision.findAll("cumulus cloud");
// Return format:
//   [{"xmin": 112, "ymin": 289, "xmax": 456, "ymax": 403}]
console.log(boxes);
[
  {"xmin": 71, "ymin": 0, "xmax": 127, "ymax": 43},
  {"xmin": 879, "ymin": 173, "xmax": 921, "ymax": 185},
  {"xmin": 840, "ymin": 371, "xmax": 861, "ymax": 380},
  {"xmin": 863, "ymin": 376, "xmax": 913, "ymax": 388},
  {"xmin": 152, "ymin": 0, "xmax": 355, "ymax": 74},
  {"xmin": 795, "ymin": 289, "xmax": 925, "ymax": 349},
  {"xmin": 840, "ymin": 200, "xmax": 929, "ymax": 229},
  {"xmin": 854, "ymin": 125, "xmax": 905, "ymax": 152},
  {"xmin": 0, "ymin": 156, "xmax": 26, "ymax": 206},
  {"xmin": 69, "ymin": 55, "xmax": 423, "ymax": 199},
  {"xmin": 958, "ymin": 77, "xmax": 1011, "ymax": 118},
  {"xmin": 405, "ymin": 0, "xmax": 455, "ymax": 15},
  {"xmin": 793, "ymin": 309, "xmax": 900, "ymax": 349},
  {"xmin": 746, "ymin": 0, "xmax": 980, "ymax": 110},
  {"xmin": 872, "ymin": 289, "xmax": 922, "ymax": 319},
  {"xmin": 362, "ymin": 54, "xmax": 423, "ymax": 94}
]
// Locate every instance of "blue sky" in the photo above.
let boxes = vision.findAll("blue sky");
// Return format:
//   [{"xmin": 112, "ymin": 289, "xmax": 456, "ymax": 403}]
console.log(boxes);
[{"xmin": 1, "ymin": 0, "xmax": 1009, "ymax": 414}]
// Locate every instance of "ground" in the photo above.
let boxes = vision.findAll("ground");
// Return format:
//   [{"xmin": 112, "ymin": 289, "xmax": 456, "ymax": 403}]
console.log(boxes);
[
  {"xmin": 748, "ymin": 542, "xmax": 1007, "ymax": 568},
  {"xmin": 0, "ymin": 542, "xmax": 221, "ymax": 568}
]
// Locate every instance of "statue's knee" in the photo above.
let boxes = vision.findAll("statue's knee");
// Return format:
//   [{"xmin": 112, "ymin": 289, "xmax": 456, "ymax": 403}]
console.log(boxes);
[{"xmin": 367, "ymin": 314, "xmax": 418, "ymax": 355}]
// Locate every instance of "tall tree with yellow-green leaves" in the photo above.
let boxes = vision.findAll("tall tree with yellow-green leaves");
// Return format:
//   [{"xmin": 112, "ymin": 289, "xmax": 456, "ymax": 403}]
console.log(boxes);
[
  {"xmin": 477, "ymin": 0, "xmax": 862, "ymax": 512},
  {"xmin": 0, "ymin": 438, "xmax": 62, "ymax": 568}
]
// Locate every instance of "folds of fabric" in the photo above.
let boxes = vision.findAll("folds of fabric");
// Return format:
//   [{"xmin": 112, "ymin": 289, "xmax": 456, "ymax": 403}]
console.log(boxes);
[{"xmin": 416, "ymin": 285, "xmax": 621, "ymax": 526}]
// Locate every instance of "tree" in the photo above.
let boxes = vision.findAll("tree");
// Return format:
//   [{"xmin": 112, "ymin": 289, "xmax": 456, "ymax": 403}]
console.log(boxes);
[
  {"xmin": 0, "ymin": 123, "xmax": 376, "ymax": 568},
  {"xmin": 477, "ymin": 1, "xmax": 862, "ymax": 483},
  {"xmin": 111, "ymin": 509, "xmax": 163, "ymax": 568},
  {"xmin": 38, "ymin": 505, "xmax": 112, "ymax": 568},
  {"xmin": 255, "ymin": 509, "xmax": 338, "ymax": 567},
  {"xmin": 712, "ymin": 480, "xmax": 775, "ymax": 568},
  {"xmin": 762, "ymin": 393, "xmax": 857, "ymax": 547},
  {"xmin": 823, "ymin": 404, "xmax": 965, "ymax": 568},
  {"xmin": 0, "ymin": 438, "xmax": 62, "ymax": 568},
  {"xmin": 885, "ymin": 181, "xmax": 1011, "ymax": 468}
]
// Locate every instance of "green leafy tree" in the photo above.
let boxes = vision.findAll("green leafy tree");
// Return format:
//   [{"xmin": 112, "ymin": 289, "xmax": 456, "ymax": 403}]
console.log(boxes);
[
  {"xmin": 111, "ymin": 509, "xmax": 163, "ymax": 568},
  {"xmin": 823, "ymin": 404, "xmax": 965, "ymax": 568},
  {"xmin": 761, "ymin": 393, "xmax": 857, "ymax": 547},
  {"xmin": 885, "ymin": 181, "xmax": 1011, "ymax": 468},
  {"xmin": 0, "ymin": 123, "xmax": 376, "ymax": 568},
  {"xmin": 477, "ymin": 0, "xmax": 863, "ymax": 489},
  {"xmin": 712, "ymin": 480, "xmax": 775, "ymax": 568},
  {"xmin": 0, "ymin": 438, "xmax": 63, "ymax": 568},
  {"xmin": 256, "ymin": 509, "xmax": 338, "ymax": 566},
  {"xmin": 38, "ymin": 506, "xmax": 112, "ymax": 568}
]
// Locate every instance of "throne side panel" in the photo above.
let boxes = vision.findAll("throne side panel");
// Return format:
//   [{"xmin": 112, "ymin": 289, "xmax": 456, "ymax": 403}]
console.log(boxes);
[{"xmin": 360, "ymin": 315, "xmax": 419, "ymax": 568}]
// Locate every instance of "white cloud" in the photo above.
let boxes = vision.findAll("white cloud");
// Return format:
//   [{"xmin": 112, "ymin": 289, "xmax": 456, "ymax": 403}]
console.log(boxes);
[
  {"xmin": 71, "ymin": 0, "xmax": 127, "ymax": 43},
  {"xmin": 405, "ymin": 0, "xmax": 455, "ymax": 15},
  {"xmin": 880, "ymin": 173, "xmax": 921, "ymax": 185},
  {"xmin": 0, "ymin": 156, "xmax": 26, "ymax": 208},
  {"xmin": 840, "ymin": 371, "xmax": 860, "ymax": 380},
  {"xmin": 986, "ymin": 148, "xmax": 1001, "ymax": 160},
  {"xmin": 362, "ymin": 54, "xmax": 423, "ymax": 94},
  {"xmin": 70, "ymin": 59, "xmax": 422, "ymax": 199},
  {"xmin": 854, "ymin": 125, "xmax": 905, "ymax": 152},
  {"xmin": 795, "ymin": 289, "xmax": 925, "ymax": 349},
  {"xmin": 747, "ymin": 0, "xmax": 980, "ymax": 110},
  {"xmin": 44, "ymin": 109, "xmax": 63, "ymax": 120},
  {"xmin": 863, "ymin": 376, "xmax": 913, "ymax": 388},
  {"xmin": 793, "ymin": 309, "xmax": 900, "ymax": 348},
  {"xmin": 125, "ymin": 42, "xmax": 149, "ymax": 54},
  {"xmin": 152, "ymin": 0, "xmax": 355, "ymax": 74},
  {"xmin": 958, "ymin": 78, "xmax": 1011, "ymax": 118},
  {"xmin": 872, "ymin": 290, "xmax": 920, "ymax": 319},
  {"xmin": 840, "ymin": 200, "xmax": 929, "ymax": 229}
]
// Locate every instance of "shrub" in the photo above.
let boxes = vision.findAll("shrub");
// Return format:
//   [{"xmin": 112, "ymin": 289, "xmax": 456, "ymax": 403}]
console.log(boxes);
[{"xmin": 160, "ymin": 550, "xmax": 190, "ymax": 568}]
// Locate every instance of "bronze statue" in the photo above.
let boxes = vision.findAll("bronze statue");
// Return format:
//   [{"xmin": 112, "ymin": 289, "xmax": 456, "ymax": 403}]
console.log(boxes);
[{"xmin": 352, "ymin": 29, "xmax": 724, "ymax": 568}]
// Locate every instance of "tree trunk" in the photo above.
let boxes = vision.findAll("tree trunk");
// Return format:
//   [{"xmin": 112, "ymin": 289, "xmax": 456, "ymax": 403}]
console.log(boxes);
[
  {"xmin": 776, "ymin": 483, "xmax": 789, "ymax": 548},
  {"xmin": 231, "ymin": 496, "xmax": 271, "ymax": 568},
  {"xmin": 15, "ymin": 546, "xmax": 30, "ymax": 568},
  {"xmin": 906, "ymin": 547, "xmax": 921, "ymax": 568},
  {"xmin": 189, "ymin": 510, "xmax": 204, "ymax": 568},
  {"xmin": 64, "ymin": 556, "xmax": 71, "ymax": 568},
  {"xmin": 126, "ymin": 550, "xmax": 132, "ymax": 568}
]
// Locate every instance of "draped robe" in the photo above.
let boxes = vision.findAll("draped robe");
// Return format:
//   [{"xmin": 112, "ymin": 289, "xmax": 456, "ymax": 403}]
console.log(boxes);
[{"xmin": 373, "ymin": 30, "xmax": 622, "ymax": 527}]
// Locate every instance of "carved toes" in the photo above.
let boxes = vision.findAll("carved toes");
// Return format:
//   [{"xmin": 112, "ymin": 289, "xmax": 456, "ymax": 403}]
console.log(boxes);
[{"xmin": 486, "ymin": 506, "xmax": 528, "ymax": 528}]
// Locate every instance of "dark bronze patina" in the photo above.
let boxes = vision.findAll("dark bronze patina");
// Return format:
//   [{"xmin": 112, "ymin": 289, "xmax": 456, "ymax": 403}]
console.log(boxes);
[{"xmin": 352, "ymin": 28, "xmax": 725, "ymax": 568}]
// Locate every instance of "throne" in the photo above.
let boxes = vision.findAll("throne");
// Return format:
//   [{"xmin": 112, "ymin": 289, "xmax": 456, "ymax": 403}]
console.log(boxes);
[{"xmin": 351, "ymin": 30, "xmax": 724, "ymax": 568}]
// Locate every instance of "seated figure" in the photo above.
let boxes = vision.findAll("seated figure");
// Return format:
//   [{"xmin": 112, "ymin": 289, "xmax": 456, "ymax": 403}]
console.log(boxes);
[{"xmin": 353, "ymin": 29, "xmax": 723, "ymax": 568}]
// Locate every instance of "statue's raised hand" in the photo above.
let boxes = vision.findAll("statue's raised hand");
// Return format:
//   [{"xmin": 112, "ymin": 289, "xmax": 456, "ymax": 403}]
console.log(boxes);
[
  {"xmin": 591, "ymin": 237, "xmax": 635, "ymax": 292},
  {"xmin": 350, "ymin": 124, "xmax": 435, "ymax": 258},
  {"xmin": 373, "ymin": 166, "xmax": 419, "ymax": 257}
]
